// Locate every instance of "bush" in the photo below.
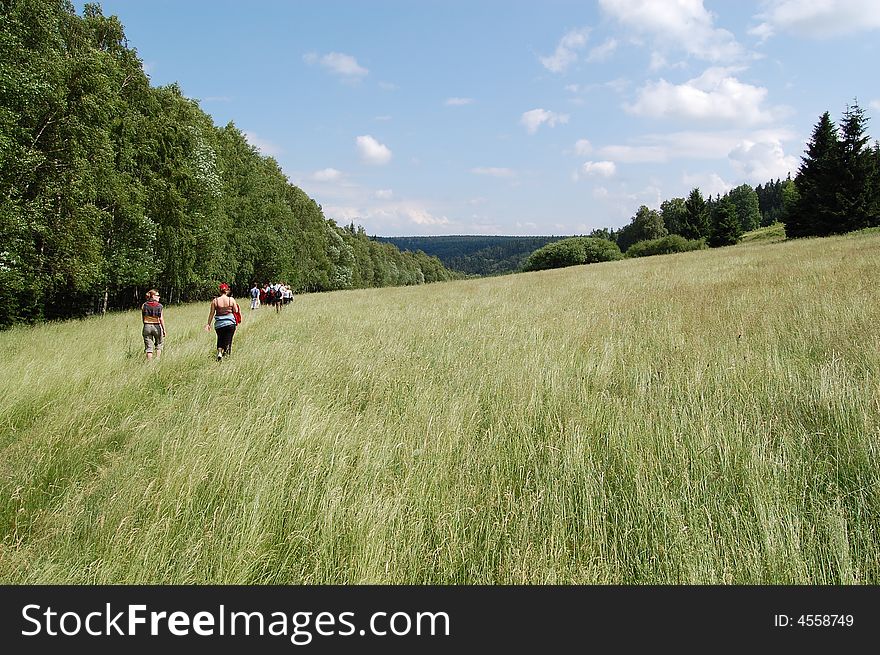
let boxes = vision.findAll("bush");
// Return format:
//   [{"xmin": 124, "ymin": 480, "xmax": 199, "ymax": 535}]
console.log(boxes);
[
  {"xmin": 523, "ymin": 237, "xmax": 622, "ymax": 271},
  {"xmin": 625, "ymin": 235, "xmax": 706, "ymax": 258}
]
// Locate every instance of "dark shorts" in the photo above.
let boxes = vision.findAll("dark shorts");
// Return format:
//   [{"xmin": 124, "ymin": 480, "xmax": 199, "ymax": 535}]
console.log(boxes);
[{"xmin": 216, "ymin": 325, "xmax": 236, "ymax": 354}]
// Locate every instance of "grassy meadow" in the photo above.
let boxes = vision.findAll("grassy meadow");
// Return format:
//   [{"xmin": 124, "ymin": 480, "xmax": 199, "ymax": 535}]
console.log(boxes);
[{"xmin": 2, "ymin": 230, "xmax": 879, "ymax": 584}]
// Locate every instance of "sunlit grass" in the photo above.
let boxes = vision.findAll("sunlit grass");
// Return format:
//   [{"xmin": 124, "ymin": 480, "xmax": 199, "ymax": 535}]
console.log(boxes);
[{"xmin": 1, "ymin": 232, "xmax": 879, "ymax": 583}]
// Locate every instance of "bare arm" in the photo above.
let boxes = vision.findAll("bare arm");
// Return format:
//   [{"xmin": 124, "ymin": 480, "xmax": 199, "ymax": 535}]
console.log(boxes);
[
  {"xmin": 159, "ymin": 310, "xmax": 166, "ymax": 335},
  {"xmin": 205, "ymin": 299, "xmax": 215, "ymax": 330}
]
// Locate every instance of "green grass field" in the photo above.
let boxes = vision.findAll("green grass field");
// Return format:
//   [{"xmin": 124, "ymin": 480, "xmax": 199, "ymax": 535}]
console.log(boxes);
[{"xmin": 2, "ymin": 231, "xmax": 879, "ymax": 584}]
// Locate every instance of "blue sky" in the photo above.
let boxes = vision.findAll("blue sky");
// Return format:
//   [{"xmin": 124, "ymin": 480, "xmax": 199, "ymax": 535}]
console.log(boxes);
[{"xmin": 83, "ymin": 0, "xmax": 880, "ymax": 236}]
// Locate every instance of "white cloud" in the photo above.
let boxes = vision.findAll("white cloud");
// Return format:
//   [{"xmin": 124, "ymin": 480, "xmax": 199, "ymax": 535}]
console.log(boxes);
[
  {"xmin": 520, "ymin": 108, "xmax": 570, "ymax": 134},
  {"xmin": 312, "ymin": 168, "xmax": 342, "ymax": 182},
  {"xmin": 626, "ymin": 67, "xmax": 782, "ymax": 126},
  {"xmin": 750, "ymin": 0, "xmax": 880, "ymax": 40},
  {"xmin": 599, "ymin": 0, "xmax": 745, "ymax": 63},
  {"xmin": 375, "ymin": 189, "xmax": 393, "ymax": 199},
  {"xmin": 540, "ymin": 28, "xmax": 590, "ymax": 73},
  {"xmin": 593, "ymin": 186, "xmax": 610, "ymax": 198},
  {"xmin": 649, "ymin": 52, "xmax": 668, "ymax": 71},
  {"xmin": 243, "ymin": 131, "xmax": 282, "ymax": 157},
  {"xmin": 682, "ymin": 171, "xmax": 732, "ymax": 197},
  {"xmin": 587, "ymin": 38, "xmax": 618, "ymax": 62},
  {"xmin": 471, "ymin": 167, "xmax": 516, "ymax": 178},
  {"xmin": 599, "ymin": 144, "xmax": 668, "ymax": 163},
  {"xmin": 728, "ymin": 140, "xmax": 798, "ymax": 183},
  {"xmin": 355, "ymin": 135, "xmax": 392, "ymax": 165},
  {"xmin": 574, "ymin": 139, "xmax": 593, "ymax": 156},
  {"xmin": 871, "ymin": 100, "xmax": 880, "ymax": 112},
  {"xmin": 597, "ymin": 129, "xmax": 795, "ymax": 165},
  {"xmin": 404, "ymin": 207, "xmax": 451, "ymax": 226},
  {"xmin": 445, "ymin": 97, "xmax": 475, "ymax": 106},
  {"xmin": 323, "ymin": 199, "xmax": 452, "ymax": 234},
  {"xmin": 582, "ymin": 160, "xmax": 617, "ymax": 177},
  {"xmin": 303, "ymin": 51, "xmax": 368, "ymax": 78}
]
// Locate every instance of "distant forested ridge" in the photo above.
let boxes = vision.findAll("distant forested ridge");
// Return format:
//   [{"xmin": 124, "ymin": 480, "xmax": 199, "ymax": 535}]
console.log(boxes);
[
  {"xmin": 374, "ymin": 235, "xmax": 568, "ymax": 275},
  {"xmin": 0, "ymin": 1, "xmax": 457, "ymax": 328}
]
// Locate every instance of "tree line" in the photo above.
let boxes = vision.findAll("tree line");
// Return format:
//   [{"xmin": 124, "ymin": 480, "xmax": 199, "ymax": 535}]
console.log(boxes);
[
  {"xmin": 375, "ymin": 235, "xmax": 568, "ymax": 276},
  {"xmin": 576, "ymin": 101, "xmax": 880, "ymax": 261},
  {"xmin": 0, "ymin": 1, "xmax": 457, "ymax": 329}
]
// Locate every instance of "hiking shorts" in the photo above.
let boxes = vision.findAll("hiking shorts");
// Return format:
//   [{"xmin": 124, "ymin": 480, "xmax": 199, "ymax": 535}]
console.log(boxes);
[{"xmin": 143, "ymin": 323, "xmax": 164, "ymax": 353}]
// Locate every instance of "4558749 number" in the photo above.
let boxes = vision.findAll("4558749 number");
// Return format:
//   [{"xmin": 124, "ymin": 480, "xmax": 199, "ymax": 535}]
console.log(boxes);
[{"xmin": 774, "ymin": 614, "xmax": 854, "ymax": 627}]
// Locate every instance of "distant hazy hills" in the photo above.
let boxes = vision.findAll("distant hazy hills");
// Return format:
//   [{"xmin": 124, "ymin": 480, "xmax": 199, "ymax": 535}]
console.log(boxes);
[{"xmin": 373, "ymin": 235, "xmax": 569, "ymax": 276}]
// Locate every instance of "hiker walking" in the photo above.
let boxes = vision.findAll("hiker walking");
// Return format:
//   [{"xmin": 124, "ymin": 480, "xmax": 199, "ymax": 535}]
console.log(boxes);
[
  {"xmin": 205, "ymin": 283, "xmax": 240, "ymax": 362},
  {"xmin": 249, "ymin": 282, "xmax": 260, "ymax": 310},
  {"xmin": 141, "ymin": 289, "xmax": 166, "ymax": 361}
]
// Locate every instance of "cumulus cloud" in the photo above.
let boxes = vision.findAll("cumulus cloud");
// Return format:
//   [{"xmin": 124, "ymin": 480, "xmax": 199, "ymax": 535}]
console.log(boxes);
[
  {"xmin": 682, "ymin": 171, "xmax": 732, "ymax": 197},
  {"xmin": 311, "ymin": 168, "xmax": 342, "ymax": 182},
  {"xmin": 597, "ymin": 129, "xmax": 798, "ymax": 174},
  {"xmin": 303, "ymin": 51, "xmax": 368, "ymax": 78},
  {"xmin": 445, "ymin": 97, "xmax": 474, "ymax": 106},
  {"xmin": 626, "ymin": 67, "xmax": 782, "ymax": 125},
  {"xmin": 471, "ymin": 167, "xmax": 516, "ymax": 178},
  {"xmin": 243, "ymin": 131, "xmax": 282, "ymax": 157},
  {"xmin": 582, "ymin": 160, "xmax": 617, "ymax": 177},
  {"xmin": 728, "ymin": 140, "xmax": 798, "ymax": 183},
  {"xmin": 750, "ymin": 0, "xmax": 880, "ymax": 40},
  {"xmin": 587, "ymin": 38, "xmax": 619, "ymax": 62},
  {"xmin": 540, "ymin": 28, "xmax": 590, "ymax": 73},
  {"xmin": 355, "ymin": 135, "xmax": 392, "ymax": 165},
  {"xmin": 599, "ymin": 0, "xmax": 745, "ymax": 63},
  {"xmin": 375, "ymin": 189, "xmax": 393, "ymax": 199},
  {"xmin": 520, "ymin": 108, "xmax": 570, "ymax": 134}
]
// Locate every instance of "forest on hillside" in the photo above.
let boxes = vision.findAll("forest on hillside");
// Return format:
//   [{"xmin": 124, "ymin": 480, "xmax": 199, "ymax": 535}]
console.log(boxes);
[
  {"xmin": 0, "ymin": 1, "xmax": 458, "ymax": 329},
  {"xmin": 374, "ymin": 235, "xmax": 568, "ymax": 276}
]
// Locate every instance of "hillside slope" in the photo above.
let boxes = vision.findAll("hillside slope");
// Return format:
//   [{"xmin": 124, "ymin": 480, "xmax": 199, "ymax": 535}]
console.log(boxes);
[{"xmin": 2, "ymin": 232, "xmax": 879, "ymax": 583}]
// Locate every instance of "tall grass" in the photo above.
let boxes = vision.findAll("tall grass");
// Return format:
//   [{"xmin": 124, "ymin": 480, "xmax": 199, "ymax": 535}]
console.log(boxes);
[{"xmin": 2, "ymin": 232, "xmax": 879, "ymax": 583}]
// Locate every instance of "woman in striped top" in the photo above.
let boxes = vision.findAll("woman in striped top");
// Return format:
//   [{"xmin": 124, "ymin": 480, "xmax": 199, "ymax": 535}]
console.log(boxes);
[{"xmin": 141, "ymin": 289, "xmax": 166, "ymax": 361}]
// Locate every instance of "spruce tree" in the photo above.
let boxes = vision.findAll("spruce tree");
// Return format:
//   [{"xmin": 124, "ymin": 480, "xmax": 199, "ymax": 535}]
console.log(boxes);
[
  {"xmin": 872, "ymin": 141, "xmax": 880, "ymax": 226},
  {"xmin": 708, "ymin": 197, "xmax": 742, "ymax": 247},
  {"xmin": 837, "ymin": 101, "xmax": 876, "ymax": 232},
  {"xmin": 681, "ymin": 188, "xmax": 709, "ymax": 240},
  {"xmin": 789, "ymin": 111, "xmax": 840, "ymax": 237}
]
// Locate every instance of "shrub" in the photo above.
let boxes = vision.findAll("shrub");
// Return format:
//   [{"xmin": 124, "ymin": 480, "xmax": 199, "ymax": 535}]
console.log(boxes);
[
  {"xmin": 625, "ymin": 235, "xmax": 706, "ymax": 258},
  {"xmin": 523, "ymin": 237, "xmax": 622, "ymax": 271}
]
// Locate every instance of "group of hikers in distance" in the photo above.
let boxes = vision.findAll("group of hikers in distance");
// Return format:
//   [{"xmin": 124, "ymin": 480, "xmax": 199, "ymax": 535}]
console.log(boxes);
[
  {"xmin": 249, "ymin": 282, "xmax": 294, "ymax": 313},
  {"xmin": 140, "ymin": 281, "xmax": 294, "ymax": 362}
]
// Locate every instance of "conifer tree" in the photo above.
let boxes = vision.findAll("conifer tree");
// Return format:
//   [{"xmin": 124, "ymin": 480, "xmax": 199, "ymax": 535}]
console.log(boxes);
[
  {"xmin": 681, "ymin": 188, "xmax": 709, "ymax": 240},
  {"xmin": 836, "ymin": 101, "xmax": 877, "ymax": 231},
  {"xmin": 789, "ymin": 111, "xmax": 841, "ymax": 237},
  {"xmin": 708, "ymin": 197, "xmax": 742, "ymax": 247}
]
